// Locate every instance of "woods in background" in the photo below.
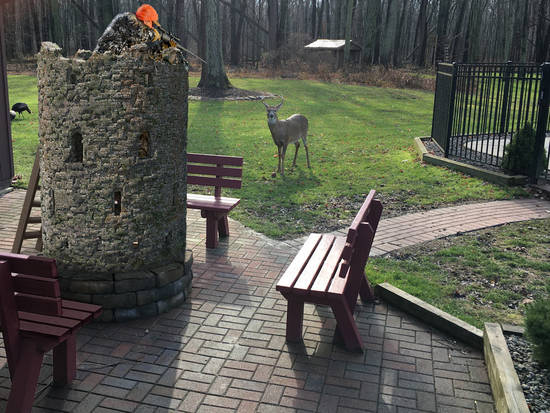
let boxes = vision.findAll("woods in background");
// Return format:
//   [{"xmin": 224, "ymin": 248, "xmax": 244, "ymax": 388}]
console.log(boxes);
[{"xmin": 2, "ymin": 0, "xmax": 550, "ymax": 68}]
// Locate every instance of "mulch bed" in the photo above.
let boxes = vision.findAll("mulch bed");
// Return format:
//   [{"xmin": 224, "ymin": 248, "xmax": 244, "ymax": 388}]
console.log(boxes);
[
  {"xmin": 506, "ymin": 334, "xmax": 550, "ymax": 413},
  {"xmin": 189, "ymin": 87, "xmax": 275, "ymax": 101}
]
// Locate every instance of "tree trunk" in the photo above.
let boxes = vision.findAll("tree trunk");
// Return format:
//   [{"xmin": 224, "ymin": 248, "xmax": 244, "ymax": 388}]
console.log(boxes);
[
  {"xmin": 267, "ymin": 0, "xmax": 278, "ymax": 50},
  {"xmin": 198, "ymin": 0, "xmax": 232, "ymax": 90},
  {"xmin": 451, "ymin": 0, "xmax": 468, "ymax": 62},
  {"xmin": 392, "ymin": 0, "xmax": 408, "ymax": 67},
  {"xmin": 277, "ymin": 0, "xmax": 289, "ymax": 48},
  {"xmin": 343, "ymin": 0, "xmax": 353, "ymax": 68},
  {"xmin": 317, "ymin": 0, "xmax": 325, "ymax": 37},
  {"xmin": 534, "ymin": 0, "xmax": 549, "ymax": 63},
  {"xmin": 435, "ymin": 0, "xmax": 451, "ymax": 63},
  {"xmin": 176, "ymin": 0, "xmax": 188, "ymax": 47},
  {"xmin": 311, "ymin": 0, "xmax": 317, "ymax": 39},
  {"xmin": 381, "ymin": 0, "xmax": 398, "ymax": 67}
]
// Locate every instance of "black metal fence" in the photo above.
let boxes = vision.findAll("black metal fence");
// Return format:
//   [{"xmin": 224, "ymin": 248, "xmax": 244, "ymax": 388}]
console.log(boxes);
[{"xmin": 432, "ymin": 62, "xmax": 550, "ymax": 182}]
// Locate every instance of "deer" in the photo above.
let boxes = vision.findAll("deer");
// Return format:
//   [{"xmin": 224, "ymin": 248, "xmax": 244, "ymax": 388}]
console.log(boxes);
[{"xmin": 262, "ymin": 96, "xmax": 310, "ymax": 176}]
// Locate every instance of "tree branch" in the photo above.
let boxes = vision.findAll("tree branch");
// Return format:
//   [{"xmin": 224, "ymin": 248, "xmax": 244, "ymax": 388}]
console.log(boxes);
[
  {"xmin": 216, "ymin": 0, "xmax": 268, "ymax": 35},
  {"xmin": 69, "ymin": 0, "xmax": 100, "ymax": 30}
]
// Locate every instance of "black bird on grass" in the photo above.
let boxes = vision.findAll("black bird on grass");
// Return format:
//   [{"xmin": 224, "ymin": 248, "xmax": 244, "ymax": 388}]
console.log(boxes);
[
  {"xmin": 11, "ymin": 102, "xmax": 31, "ymax": 117},
  {"xmin": 9, "ymin": 110, "xmax": 16, "ymax": 121}
]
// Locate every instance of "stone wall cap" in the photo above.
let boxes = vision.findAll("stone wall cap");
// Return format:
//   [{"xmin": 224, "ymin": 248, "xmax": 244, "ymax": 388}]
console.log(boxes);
[{"xmin": 40, "ymin": 42, "xmax": 62, "ymax": 55}]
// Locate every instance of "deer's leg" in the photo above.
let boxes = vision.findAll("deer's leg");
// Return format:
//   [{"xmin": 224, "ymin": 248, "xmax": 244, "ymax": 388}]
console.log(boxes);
[
  {"xmin": 281, "ymin": 144, "xmax": 288, "ymax": 176},
  {"xmin": 292, "ymin": 142, "xmax": 300, "ymax": 168},
  {"xmin": 276, "ymin": 145, "xmax": 282, "ymax": 173},
  {"xmin": 302, "ymin": 137, "xmax": 311, "ymax": 169}
]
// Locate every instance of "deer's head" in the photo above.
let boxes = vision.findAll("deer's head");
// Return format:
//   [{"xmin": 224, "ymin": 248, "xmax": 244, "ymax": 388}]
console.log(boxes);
[{"xmin": 262, "ymin": 97, "xmax": 284, "ymax": 126}]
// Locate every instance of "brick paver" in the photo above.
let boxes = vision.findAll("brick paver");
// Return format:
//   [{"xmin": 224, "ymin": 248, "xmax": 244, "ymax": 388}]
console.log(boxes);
[{"xmin": 2, "ymin": 189, "xmax": 549, "ymax": 412}]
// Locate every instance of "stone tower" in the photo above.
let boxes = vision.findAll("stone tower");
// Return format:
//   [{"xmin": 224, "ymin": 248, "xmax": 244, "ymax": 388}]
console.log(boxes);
[{"xmin": 37, "ymin": 41, "xmax": 191, "ymax": 321}]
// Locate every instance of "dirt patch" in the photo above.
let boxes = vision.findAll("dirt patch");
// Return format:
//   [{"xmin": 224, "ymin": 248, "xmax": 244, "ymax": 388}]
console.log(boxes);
[{"xmin": 189, "ymin": 86, "xmax": 275, "ymax": 101}]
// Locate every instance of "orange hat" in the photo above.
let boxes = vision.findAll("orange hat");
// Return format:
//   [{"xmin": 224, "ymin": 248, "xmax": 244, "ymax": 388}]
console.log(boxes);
[{"xmin": 136, "ymin": 4, "xmax": 158, "ymax": 28}]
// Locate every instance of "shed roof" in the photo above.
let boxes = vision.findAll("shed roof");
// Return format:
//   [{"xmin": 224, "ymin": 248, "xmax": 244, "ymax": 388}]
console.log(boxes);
[{"xmin": 304, "ymin": 39, "xmax": 361, "ymax": 51}]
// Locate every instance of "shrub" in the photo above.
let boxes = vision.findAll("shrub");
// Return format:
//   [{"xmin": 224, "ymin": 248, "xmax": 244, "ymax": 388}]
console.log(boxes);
[
  {"xmin": 525, "ymin": 282, "xmax": 550, "ymax": 368},
  {"xmin": 502, "ymin": 123, "xmax": 546, "ymax": 175}
]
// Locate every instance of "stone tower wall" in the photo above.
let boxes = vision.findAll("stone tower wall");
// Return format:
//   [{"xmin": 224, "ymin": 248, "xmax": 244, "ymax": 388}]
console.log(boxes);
[
  {"xmin": 38, "ymin": 43, "xmax": 188, "ymax": 273},
  {"xmin": 37, "ymin": 42, "xmax": 191, "ymax": 321}
]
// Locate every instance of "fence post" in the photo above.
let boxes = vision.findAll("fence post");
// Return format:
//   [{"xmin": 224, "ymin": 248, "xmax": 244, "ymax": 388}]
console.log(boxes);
[
  {"xmin": 499, "ymin": 61, "xmax": 513, "ymax": 134},
  {"xmin": 530, "ymin": 63, "xmax": 550, "ymax": 184},
  {"xmin": 444, "ymin": 63, "xmax": 457, "ymax": 157}
]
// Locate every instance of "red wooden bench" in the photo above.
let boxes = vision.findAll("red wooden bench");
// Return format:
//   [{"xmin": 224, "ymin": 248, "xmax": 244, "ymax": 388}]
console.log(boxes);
[
  {"xmin": 187, "ymin": 153, "xmax": 243, "ymax": 249},
  {"xmin": 276, "ymin": 190, "xmax": 382, "ymax": 352},
  {"xmin": 0, "ymin": 252, "xmax": 102, "ymax": 413}
]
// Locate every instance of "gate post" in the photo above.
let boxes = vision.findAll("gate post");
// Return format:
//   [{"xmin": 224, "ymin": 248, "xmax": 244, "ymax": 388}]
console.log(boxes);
[
  {"xmin": 431, "ymin": 62, "xmax": 456, "ymax": 157},
  {"xmin": 530, "ymin": 63, "xmax": 550, "ymax": 184}
]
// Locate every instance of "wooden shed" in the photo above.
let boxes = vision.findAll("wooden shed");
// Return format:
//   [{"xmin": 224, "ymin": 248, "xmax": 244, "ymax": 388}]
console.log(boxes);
[{"xmin": 304, "ymin": 39, "xmax": 362, "ymax": 67}]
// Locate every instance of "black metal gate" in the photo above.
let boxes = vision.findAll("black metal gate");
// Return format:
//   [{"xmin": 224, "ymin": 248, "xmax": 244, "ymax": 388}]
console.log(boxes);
[{"xmin": 431, "ymin": 62, "xmax": 550, "ymax": 183}]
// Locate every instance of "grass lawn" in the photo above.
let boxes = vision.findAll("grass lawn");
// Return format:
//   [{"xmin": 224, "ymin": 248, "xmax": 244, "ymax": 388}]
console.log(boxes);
[
  {"xmin": 8, "ymin": 74, "xmax": 527, "ymax": 238},
  {"xmin": 367, "ymin": 218, "xmax": 550, "ymax": 328}
]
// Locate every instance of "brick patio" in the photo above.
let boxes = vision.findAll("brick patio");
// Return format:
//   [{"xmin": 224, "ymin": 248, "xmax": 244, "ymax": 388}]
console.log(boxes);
[{"xmin": 2, "ymin": 189, "xmax": 549, "ymax": 412}]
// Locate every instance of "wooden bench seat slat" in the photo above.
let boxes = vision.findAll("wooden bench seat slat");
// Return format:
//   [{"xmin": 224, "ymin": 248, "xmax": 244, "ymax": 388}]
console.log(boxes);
[
  {"xmin": 187, "ymin": 176, "xmax": 242, "ymax": 189},
  {"xmin": 187, "ymin": 152, "xmax": 244, "ymax": 166},
  {"xmin": 15, "ymin": 293, "xmax": 62, "ymax": 316},
  {"xmin": 187, "ymin": 164, "xmax": 243, "ymax": 178},
  {"xmin": 187, "ymin": 193, "xmax": 240, "ymax": 212},
  {"xmin": 60, "ymin": 308, "xmax": 93, "ymax": 323},
  {"xmin": 18, "ymin": 311, "xmax": 81, "ymax": 330},
  {"xmin": 293, "ymin": 235, "xmax": 335, "ymax": 292},
  {"xmin": 310, "ymin": 236, "xmax": 347, "ymax": 295},
  {"xmin": 0, "ymin": 252, "xmax": 57, "ymax": 278},
  {"xmin": 276, "ymin": 234, "xmax": 322, "ymax": 291},
  {"xmin": 62, "ymin": 300, "xmax": 102, "ymax": 318},
  {"xmin": 13, "ymin": 273, "xmax": 61, "ymax": 298},
  {"xmin": 19, "ymin": 320, "xmax": 70, "ymax": 338}
]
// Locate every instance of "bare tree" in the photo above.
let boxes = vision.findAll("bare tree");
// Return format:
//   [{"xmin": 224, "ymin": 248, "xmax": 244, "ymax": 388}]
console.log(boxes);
[{"xmin": 198, "ymin": 0, "xmax": 232, "ymax": 89}]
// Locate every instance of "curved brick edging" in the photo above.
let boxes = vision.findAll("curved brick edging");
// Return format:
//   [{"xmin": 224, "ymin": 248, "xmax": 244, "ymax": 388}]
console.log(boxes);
[
  {"xmin": 60, "ymin": 250, "xmax": 193, "ymax": 322},
  {"xmin": 484, "ymin": 323, "xmax": 530, "ymax": 413}
]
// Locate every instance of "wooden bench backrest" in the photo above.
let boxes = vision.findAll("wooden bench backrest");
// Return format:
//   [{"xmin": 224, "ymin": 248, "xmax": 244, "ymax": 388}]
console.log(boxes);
[
  {"xmin": 0, "ymin": 260, "xmax": 20, "ymax": 377},
  {"xmin": 0, "ymin": 252, "xmax": 62, "ymax": 316},
  {"xmin": 187, "ymin": 153, "xmax": 243, "ymax": 198},
  {"xmin": 338, "ymin": 190, "xmax": 382, "ymax": 279}
]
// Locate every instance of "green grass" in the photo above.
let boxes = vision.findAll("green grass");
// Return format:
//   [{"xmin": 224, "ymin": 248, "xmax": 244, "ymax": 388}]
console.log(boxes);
[
  {"xmin": 367, "ymin": 218, "xmax": 550, "ymax": 328},
  {"xmin": 8, "ymin": 75, "xmax": 40, "ymax": 185},
  {"xmin": 9, "ymin": 74, "xmax": 527, "ymax": 238}
]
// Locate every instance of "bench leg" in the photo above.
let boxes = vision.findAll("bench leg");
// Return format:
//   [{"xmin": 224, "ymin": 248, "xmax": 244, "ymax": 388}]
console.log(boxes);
[
  {"xmin": 286, "ymin": 299, "xmax": 304, "ymax": 342},
  {"xmin": 359, "ymin": 275, "xmax": 375, "ymax": 302},
  {"xmin": 218, "ymin": 214, "xmax": 230, "ymax": 238},
  {"xmin": 7, "ymin": 340, "xmax": 43, "ymax": 413},
  {"xmin": 330, "ymin": 297, "xmax": 363, "ymax": 352},
  {"xmin": 204, "ymin": 212, "xmax": 219, "ymax": 249},
  {"xmin": 53, "ymin": 335, "xmax": 76, "ymax": 386}
]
